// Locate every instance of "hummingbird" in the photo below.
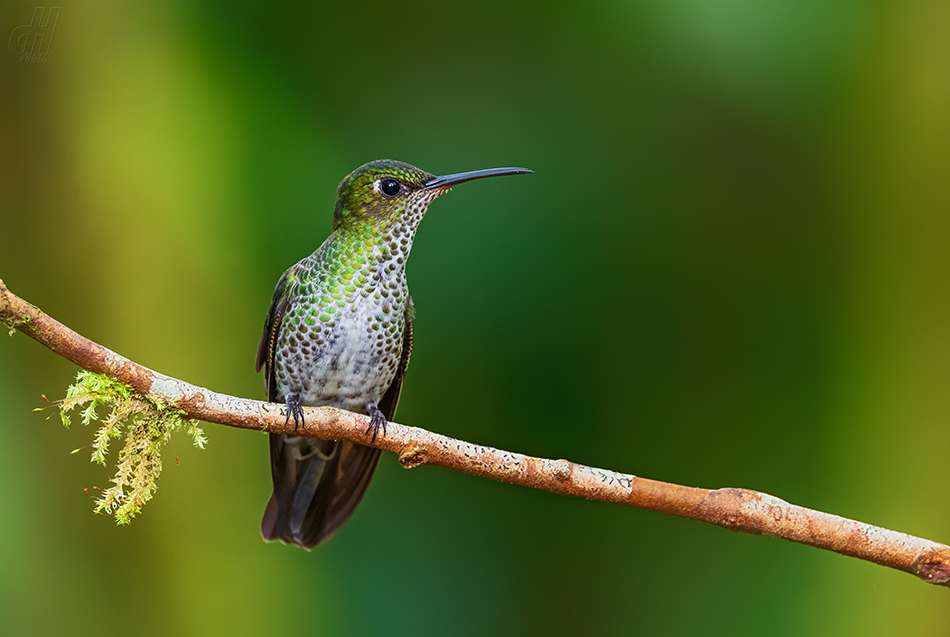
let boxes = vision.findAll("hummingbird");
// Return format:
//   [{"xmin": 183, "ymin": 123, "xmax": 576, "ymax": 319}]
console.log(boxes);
[{"xmin": 256, "ymin": 159, "xmax": 532, "ymax": 548}]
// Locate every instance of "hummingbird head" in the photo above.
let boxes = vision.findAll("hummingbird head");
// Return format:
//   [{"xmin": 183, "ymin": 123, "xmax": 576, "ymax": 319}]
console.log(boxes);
[
  {"xmin": 332, "ymin": 159, "xmax": 532, "ymax": 233},
  {"xmin": 332, "ymin": 159, "xmax": 435, "ymax": 233}
]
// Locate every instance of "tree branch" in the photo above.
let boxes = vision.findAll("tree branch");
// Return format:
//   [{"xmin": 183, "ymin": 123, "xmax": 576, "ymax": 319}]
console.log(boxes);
[{"xmin": 2, "ymin": 278, "xmax": 948, "ymax": 586}]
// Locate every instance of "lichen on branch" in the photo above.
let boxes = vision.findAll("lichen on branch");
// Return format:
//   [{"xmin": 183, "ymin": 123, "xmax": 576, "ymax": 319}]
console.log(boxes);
[
  {"xmin": 58, "ymin": 371, "xmax": 208, "ymax": 524},
  {"xmin": 3, "ymin": 307, "xmax": 32, "ymax": 335}
]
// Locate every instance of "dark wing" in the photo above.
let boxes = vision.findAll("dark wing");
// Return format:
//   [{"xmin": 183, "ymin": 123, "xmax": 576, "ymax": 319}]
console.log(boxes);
[
  {"xmin": 256, "ymin": 268, "xmax": 300, "ymax": 543},
  {"xmin": 255, "ymin": 268, "xmax": 294, "ymax": 402}
]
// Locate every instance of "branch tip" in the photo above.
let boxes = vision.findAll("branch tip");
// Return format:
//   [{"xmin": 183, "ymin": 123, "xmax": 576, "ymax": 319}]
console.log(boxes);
[{"xmin": 915, "ymin": 548, "xmax": 950, "ymax": 585}]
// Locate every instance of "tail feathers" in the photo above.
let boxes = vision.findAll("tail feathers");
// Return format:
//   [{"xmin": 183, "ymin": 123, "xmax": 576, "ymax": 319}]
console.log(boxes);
[{"xmin": 262, "ymin": 433, "xmax": 381, "ymax": 549}]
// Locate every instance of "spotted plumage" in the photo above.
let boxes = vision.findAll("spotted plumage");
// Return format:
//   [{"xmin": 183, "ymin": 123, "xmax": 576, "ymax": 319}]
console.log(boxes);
[{"xmin": 257, "ymin": 159, "xmax": 532, "ymax": 548}]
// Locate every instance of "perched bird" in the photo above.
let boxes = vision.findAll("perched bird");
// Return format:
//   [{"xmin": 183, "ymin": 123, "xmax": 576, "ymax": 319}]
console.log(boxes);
[{"xmin": 256, "ymin": 159, "xmax": 532, "ymax": 548}]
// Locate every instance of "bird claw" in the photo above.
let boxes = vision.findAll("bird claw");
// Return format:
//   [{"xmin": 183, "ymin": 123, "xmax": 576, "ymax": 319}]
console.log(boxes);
[
  {"xmin": 284, "ymin": 393, "xmax": 304, "ymax": 431},
  {"xmin": 366, "ymin": 401, "xmax": 387, "ymax": 443}
]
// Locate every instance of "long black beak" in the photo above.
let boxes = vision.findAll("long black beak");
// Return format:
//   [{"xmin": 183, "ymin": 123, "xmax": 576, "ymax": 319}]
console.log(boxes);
[{"xmin": 423, "ymin": 167, "xmax": 533, "ymax": 191}]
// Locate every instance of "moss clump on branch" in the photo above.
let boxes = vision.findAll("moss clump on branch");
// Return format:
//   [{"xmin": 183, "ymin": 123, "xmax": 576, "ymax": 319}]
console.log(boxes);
[
  {"xmin": 58, "ymin": 371, "xmax": 207, "ymax": 524},
  {"xmin": 3, "ymin": 310, "xmax": 32, "ymax": 335}
]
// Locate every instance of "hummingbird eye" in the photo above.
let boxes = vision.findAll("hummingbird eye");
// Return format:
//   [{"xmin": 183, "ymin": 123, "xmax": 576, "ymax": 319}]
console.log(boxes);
[{"xmin": 379, "ymin": 179, "xmax": 402, "ymax": 197}]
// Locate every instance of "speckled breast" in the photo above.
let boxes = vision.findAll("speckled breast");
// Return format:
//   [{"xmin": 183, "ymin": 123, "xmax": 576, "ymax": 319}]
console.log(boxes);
[{"xmin": 272, "ymin": 275, "xmax": 408, "ymax": 412}]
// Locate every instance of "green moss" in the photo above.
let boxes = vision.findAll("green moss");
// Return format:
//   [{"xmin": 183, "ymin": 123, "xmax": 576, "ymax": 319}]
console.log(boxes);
[
  {"xmin": 58, "ymin": 371, "xmax": 207, "ymax": 524},
  {"xmin": 3, "ymin": 311, "xmax": 32, "ymax": 336}
]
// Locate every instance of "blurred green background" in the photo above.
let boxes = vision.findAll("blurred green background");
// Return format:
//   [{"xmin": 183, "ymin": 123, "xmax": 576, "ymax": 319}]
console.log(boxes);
[{"xmin": 2, "ymin": 0, "xmax": 949, "ymax": 634}]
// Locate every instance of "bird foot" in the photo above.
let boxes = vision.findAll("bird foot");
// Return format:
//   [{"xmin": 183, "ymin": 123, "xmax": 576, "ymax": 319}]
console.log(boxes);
[
  {"xmin": 284, "ymin": 393, "xmax": 304, "ymax": 431},
  {"xmin": 366, "ymin": 401, "xmax": 387, "ymax": 443}
]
